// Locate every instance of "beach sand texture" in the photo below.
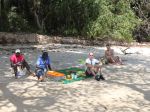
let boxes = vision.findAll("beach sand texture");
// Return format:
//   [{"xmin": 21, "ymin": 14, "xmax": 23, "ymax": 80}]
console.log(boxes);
[{"xmin": 0, "ymin": 45, "xmax": 150, "ymax": 112}]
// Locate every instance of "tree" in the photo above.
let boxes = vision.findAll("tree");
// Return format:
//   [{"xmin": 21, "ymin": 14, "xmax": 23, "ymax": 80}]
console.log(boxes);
[
  {"xmin": 0, "ymin": 0, "xmax": 146, "ymax": 43},
  {"xmin": 86, "ymin": 0, "xmax": 140, "ymax": 42},
  {"xmin": 131, "ymin": 0, "xmax": 150, "ymax": 42}
]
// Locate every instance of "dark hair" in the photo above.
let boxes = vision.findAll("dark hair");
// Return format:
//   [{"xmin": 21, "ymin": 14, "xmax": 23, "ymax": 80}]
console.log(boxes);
[
  {"xmin": 42, "ymin": 52, "xmax": 48, "ymax": 60},
  {"xmin": 106, "ymin": 43, "xmax": 110, "ymax": 46}
]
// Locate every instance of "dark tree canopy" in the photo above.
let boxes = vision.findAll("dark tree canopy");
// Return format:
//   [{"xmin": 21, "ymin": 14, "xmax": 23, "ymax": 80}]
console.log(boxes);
[{"xmin": 0, "ymin": 0, "xmax": 149, "ymax": 42}]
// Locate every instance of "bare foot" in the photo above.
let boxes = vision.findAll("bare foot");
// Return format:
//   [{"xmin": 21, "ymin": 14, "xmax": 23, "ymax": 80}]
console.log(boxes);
[{"xmin": 30, "ymin": 73, "xmax": 36, "ymax": 77}]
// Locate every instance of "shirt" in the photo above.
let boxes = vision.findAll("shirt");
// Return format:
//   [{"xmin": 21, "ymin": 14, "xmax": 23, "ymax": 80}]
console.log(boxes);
[
  {"xmin": 85, "ymin": 58, "xmax": 99, "ymax": 66},
  {"xmin": 36, "ymin": 56, "xmax": 51, "ymax": 69},
  {"xmin": 10, "ymin": 54, "xmax": 25, "ymax": 64}
]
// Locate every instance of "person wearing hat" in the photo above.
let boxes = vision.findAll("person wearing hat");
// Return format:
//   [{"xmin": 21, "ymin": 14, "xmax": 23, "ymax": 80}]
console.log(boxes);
[
  {"xmin": 35, "ymin": 50, "xmax": 52, "ymax": 81},
  {"xmin": 85, "ymin": 52, "xmax": 105, "ymax": 80},
  {"xmin": 10, "ymin": 49, "xmax": 32, "ymax": 78}
]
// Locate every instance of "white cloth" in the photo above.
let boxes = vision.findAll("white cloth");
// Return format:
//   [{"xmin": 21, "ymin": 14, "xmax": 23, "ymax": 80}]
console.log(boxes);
[
  {"xmin": 85, "ymin": 58, "xmax": 99, "ymax": 66},
  {"xmin": 17, "ymin": 66, "xmax": 26, "ymax": 78}
]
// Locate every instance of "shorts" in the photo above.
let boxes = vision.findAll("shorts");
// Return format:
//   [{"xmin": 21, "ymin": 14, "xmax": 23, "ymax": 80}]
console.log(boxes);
[
  {"xmin": 36, "ymin": 69, "xmax": 44, "ymax": 78},
  {"xmin": 85, "ymin": 70, "xmax": 94, "ymax": 77}
]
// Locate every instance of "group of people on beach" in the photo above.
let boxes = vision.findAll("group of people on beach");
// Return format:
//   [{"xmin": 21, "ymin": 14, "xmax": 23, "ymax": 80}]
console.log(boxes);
[
  {"xmin": 10, "ymin": 43, "xmax": 123, "ymax": 81},
  {"xmin": 85, "ymin": 44, "xmax": 123, "ymax": 81},
  {"xmin": 10, "ymin": 49, "xmax": 52, "ymax": 81}
]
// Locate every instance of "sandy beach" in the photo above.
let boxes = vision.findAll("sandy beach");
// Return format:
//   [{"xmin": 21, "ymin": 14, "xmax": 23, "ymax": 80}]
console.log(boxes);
[{"xmin": 0, "ymin": 44, "xmax": 150, "ymax": 112}]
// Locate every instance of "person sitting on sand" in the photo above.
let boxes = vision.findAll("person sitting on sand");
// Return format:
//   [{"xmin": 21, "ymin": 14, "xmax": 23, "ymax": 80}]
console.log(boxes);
[
  {"xmin": 10, "ymin": 49, "xmax": 33, "ymax": 79},
  {"xmin": 85, "ymin": 52, "xmax": 105, "ymax": 80},
  {"xmin": 105, "ymin": 44, "xmax": 123, "ymax": 65},
  {"xmin": 35, "ymin": 50, "xmax": 52, "ymax": 81}
]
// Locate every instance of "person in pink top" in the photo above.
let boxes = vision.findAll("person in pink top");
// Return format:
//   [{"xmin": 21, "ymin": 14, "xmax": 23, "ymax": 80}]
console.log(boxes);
[{"xmin": 10, "ymin": 49, "xmax": 32, "ymax": 78}]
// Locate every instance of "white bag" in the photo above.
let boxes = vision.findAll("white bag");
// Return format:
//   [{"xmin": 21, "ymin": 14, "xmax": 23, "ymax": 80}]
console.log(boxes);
[{"xmin": 17, "ymin": 66, "xmax": 26, "ymax": 78}]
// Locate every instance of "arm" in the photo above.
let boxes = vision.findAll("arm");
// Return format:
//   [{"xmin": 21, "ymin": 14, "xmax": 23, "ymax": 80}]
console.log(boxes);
[
  {"xmin": 10, "ymin": 57, "xmax": 21, "ymax": 67},
  {"xmin": 16, "ymin": 55, "xmax": 25, "ymax": 66},
  {"xmin": 105, "ymin": 50, "xmax": 109, "ymax": 58},
  {"xmin": 85, "ymin": 58, "xmax": 93, "ymax": 68},
  {"xmin": 86, "ymin": 63, "xmax": 93, "ymax": 68},
  {"xmin": 10, "ymin": 55, "xmax": 16, "ymax": 67},
  {"xmin": 111, "ymin": 49, "xmax": 114, "ymax": 57},
  {"xmin": 10, "ymin": 61, "xmax": 16, "ymax": 67},
  {"xmin": 109, "ymin": 49, "xmax": 116, "ymax": 63},
  {"xmin": 47, "ymin": 64, "xmax": 52, "ymax": 70},
  {"xmin": 47, "ymin": 56, "xmax": 52, "ymax": 70},
  {"xmin": 36, "ymin": 57, "xmax": 43, "ymax": 69}
]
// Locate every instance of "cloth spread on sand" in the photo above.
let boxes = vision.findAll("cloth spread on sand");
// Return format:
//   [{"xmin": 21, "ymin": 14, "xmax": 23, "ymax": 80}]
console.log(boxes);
[{"xmin": 55, "ymin": 67, "xmax": 91, "ymax": 84}]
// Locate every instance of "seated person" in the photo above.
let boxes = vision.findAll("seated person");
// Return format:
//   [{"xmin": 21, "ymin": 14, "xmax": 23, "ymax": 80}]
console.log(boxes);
[
  {"xmin": 35, "ymin": 50, "xmax": 52, "ymax": 81},
  {"xmin": 10, "ymin": 49, "xmax": 32, "ymax": 79},
  {"xmin": 85, "ymin": 52, "xmax": 105, "ymax": 80},
  {"xmin": 105, "ymin": 44, "xmax": 123, "ymax": 65}
]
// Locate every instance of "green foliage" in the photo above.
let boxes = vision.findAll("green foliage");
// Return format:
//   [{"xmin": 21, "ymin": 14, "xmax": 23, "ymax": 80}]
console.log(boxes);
[
  {"xmin": 0, "ymin": 0, "xmax": 146, "ymax": 42},
  {"xmin": 8, "ymin": 7, "xmax": 29, "ymax": 32},
  {"xmin": 131, "ymin": 0, "xmax": 150, "ymax": 42},
  {"xmin": 86, "ymin": 0, "xmax": 141, "ymax": 42}
]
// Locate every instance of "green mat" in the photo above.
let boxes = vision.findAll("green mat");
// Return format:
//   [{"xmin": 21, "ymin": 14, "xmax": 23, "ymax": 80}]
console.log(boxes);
[
  {"xmin": 57, "ymin": 67, "xmax": 84, "ymax": 75},
  {"xmin": 56, "ymin": 67, "xmax": 90, "ymax": 84}
]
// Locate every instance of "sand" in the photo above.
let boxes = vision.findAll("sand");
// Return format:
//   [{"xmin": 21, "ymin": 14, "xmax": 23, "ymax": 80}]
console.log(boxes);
[{"xmin": 0, "ymin": 44, "xmax": 150, "ymax": 112}]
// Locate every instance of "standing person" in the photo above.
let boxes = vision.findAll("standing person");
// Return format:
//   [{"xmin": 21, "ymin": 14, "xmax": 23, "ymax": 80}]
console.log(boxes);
[
  {"xmin": 105, "ymin": 44, "xmax": 123, "ymax": 65},
  {"xmin": 10, "ymin": 49, "xmax": 32, "ymax": 79},
  {"xmin": 85, "ymin": 52, "xmax": 105, "ymax": 80},
  {"xmin": 35, "ymin": 50, "xmax": 52, "ymax": 81}
]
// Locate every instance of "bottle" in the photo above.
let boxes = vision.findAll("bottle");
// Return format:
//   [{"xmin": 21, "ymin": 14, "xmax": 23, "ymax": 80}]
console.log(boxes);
[
  {"xmin": 71, "ymin": 72, "xmax": 74, "ymax": 79},
  {"xmin": 74, "ymin": 72, "xmax": 77, "ymax": 79}
]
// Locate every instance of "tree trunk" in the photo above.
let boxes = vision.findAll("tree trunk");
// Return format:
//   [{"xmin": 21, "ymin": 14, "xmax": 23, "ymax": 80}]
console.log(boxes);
[
  {"xmin": 33, "ymin": 0, "xmax": 43, "ymax": 32},
  {"xmin": 34, "ymin": 10, "xmax": 41, "ymax": 29}
]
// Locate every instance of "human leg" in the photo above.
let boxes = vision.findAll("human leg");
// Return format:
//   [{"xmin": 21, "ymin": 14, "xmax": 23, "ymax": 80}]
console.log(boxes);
[
  {"xmin": 94, "ymin": 65, "xmax": 105, "ymax": 80},
  {"xmin": 85, "ymin": 67, "xmax": 96, "ymax": 77},
  {"xmin": 22, "ymin": 60, "xmax": 35, "ymax": 75},
  {"xmin": 94, "ymin": 64, "xmax": 101, "ymax": 73},
  {"xmin": 85, "ymin": 70, "xmax": 94, "ymax": 77},
  {"xmin": 114, "ymin": 56, "xmax": 123, "ymax": 65},
  {"xmin": 11, "ymin": 63, "xmax": 18, "ymax": 78},
  {"xmin": 106, "ymin": 56, "xmax": 116, "ymax": 64},
  {"xmin": 36, "ymin": 69, "xmax": 45, "ymax": 81},
  {"xmin": 22, "ymin": 60, "xmax": 30, "ymax": 71}
]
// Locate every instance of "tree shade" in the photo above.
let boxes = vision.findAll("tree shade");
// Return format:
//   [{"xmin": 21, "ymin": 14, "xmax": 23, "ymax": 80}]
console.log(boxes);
[{"xmin": 0, "ymin": 0, "xmax": 149, "ymax": 42}]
